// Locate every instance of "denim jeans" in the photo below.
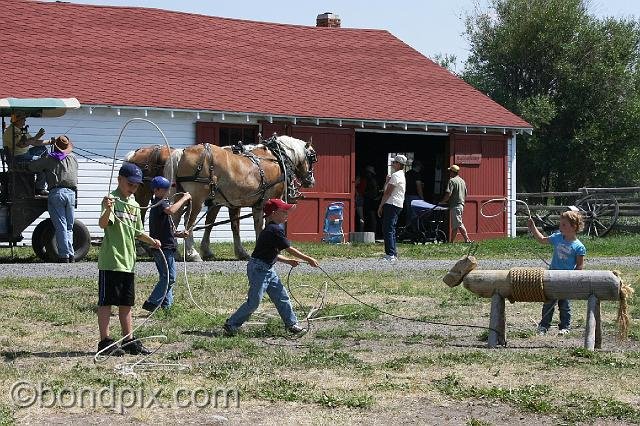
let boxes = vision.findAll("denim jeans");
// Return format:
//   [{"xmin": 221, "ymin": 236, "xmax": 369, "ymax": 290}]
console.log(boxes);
[
  {"xmin": 48, "ymin": 187, "xmax": 75, "ymax": 258},
  {"xmin": 539, "ymin": 299, "xmax": 571, "ymax": 330},
  {"xmin": 147, "ymin": 248, "xmax": 176, "ymax": 307},
  {"xmin": 382, "ymin": 204, "xmax": 402, "ymax": 256},
  {"xmin": 14, "ymin": 146, "xmax": 48, "ymax": 190},
  {"xmin": 226, "ymin": 257, "xmax": 298, "ymax": 329}
]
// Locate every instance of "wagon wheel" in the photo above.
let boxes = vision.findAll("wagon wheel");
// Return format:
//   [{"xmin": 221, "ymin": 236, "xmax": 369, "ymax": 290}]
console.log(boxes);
[
  {"xmin": 574, "ymin": 194, "xmax": 619, "ymax": 237},
  {"xmin": 33, "ymin": 218, "xmax": 91, "ymax": 262}
]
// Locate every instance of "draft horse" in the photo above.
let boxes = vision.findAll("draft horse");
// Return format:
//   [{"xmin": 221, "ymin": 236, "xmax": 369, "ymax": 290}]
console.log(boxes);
[
  {"xmin": 125, "ymin": 145, "xmax": 175, "ymax": 224},
  {"xmin": 165, "ymin": 135, "xmax": 317, "ymax": 261}
]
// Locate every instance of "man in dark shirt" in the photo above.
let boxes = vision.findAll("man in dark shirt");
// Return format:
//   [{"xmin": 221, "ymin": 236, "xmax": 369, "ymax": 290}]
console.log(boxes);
[
  {"xmin": 224, "ymin": 198, "xmax": 319, "ymax": 336},
  {"xmin": 404, "ymin": 160, "xmax": 425, "ymax": 229}
]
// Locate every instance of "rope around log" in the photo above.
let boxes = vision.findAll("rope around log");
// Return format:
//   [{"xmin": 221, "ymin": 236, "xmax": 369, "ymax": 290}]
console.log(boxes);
[{"xmin": 509, "ymin": 267, "xmax": 546, "ymax": 302}]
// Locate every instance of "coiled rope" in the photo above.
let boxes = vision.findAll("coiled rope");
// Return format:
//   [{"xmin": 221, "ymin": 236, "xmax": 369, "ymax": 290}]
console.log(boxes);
[{"xmin": 509, "ymin": 267, "xmax": 546, "ymax": 302}]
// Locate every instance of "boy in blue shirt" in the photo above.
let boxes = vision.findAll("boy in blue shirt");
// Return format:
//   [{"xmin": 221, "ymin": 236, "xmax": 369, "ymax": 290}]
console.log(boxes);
[
  {"xmin": 528, "ymin": 211, "xmax": 586, "ymax": 335},
  {"xmin": 142, "ymin": 176, "xmax": 191, "ymax": 312},
  {"xmin": 224, "ymin": 198, "xmax": 319, "ymax": 336}
]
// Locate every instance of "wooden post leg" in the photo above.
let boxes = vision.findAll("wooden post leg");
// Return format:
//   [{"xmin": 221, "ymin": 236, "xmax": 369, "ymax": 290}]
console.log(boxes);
[
  {"xmin": 595, "ymin": 298, "xmax": 602, "ymax": 349},
  {"xmin": 488, "ymin": 293, "xmax": 505, "ymax": 348},
  {"xmin": 584, "ymin": 294, "xmax": 598, "ymax": 350}
]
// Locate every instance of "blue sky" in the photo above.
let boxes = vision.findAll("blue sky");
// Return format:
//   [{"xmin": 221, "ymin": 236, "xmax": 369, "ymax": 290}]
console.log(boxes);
[{"xmin": 47, "ymin": 0, "xmax": 639, "ymax": 71}]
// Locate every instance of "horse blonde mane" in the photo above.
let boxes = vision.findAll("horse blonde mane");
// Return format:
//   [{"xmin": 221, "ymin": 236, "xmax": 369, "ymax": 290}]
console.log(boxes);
[
  {"xmin": 124, "ymin": 150, "xmax": 136, "ymax": 162},
  {"xmin": 275, "ymin": 135, "xmax": 308, "ymax": 165},
  {"xmin": 163, "ymin": 148, "xmax": 183, "ymax": 182}
]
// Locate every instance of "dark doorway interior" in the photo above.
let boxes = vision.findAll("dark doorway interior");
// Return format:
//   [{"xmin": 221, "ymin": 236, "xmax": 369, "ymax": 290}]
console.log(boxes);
[{"xmin": 355, "ymin": 131, "xmax": 448, "ymax": 238}]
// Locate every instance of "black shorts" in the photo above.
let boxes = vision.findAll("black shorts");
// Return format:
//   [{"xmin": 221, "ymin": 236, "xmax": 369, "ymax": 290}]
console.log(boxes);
[{"xmin": 98, "ymin": 270, "xmax": 135, "ymax": 306}]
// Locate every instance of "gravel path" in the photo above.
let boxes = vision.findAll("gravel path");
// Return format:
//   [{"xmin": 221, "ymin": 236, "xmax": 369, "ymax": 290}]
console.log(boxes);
[{"xmin": 3, "ymin": 257, "xmax": 639, "ymax": 278}]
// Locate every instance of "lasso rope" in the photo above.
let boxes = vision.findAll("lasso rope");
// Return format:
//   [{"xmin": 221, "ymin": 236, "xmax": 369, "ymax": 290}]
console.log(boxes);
[{"xmin": 509, "ymin": 267, "xmax": 546, "ymax": 302}]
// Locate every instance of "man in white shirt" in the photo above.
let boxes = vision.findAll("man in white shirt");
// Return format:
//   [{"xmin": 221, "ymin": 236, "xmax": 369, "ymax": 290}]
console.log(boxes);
[{"xmin": 377, "ymin": 155, "xmax": 407, "ymax": 261}]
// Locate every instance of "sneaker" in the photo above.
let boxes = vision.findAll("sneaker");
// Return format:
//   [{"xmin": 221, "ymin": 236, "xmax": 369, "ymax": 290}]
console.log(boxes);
[
  {"xmin": 537, "ymin": 326, "xmax": 548, "ymax": 336},
  {"xmin": 382, "ymin": 254, "xmax": 397, "ymax": 262},
  {"xmin": 141, "ymin": 301, "xmax": 158, "ymax": 313},
  {"xmin": 558, "ymin": 328, "xmax": 570, "ymax": 336},
  {"xmin": 287, "ymin": 323, "xmax": 306, "ymax": 334},
  {"xmin": 223, "ymin": 322, "xmax": 237, "ymax": 337},
  {"xmin": 97, "ymin": 337, "xmax": 125, "ymax": 357},
  {"xmin": 121, "ymin": 337, "xmax": 151, "ymax": 355}
]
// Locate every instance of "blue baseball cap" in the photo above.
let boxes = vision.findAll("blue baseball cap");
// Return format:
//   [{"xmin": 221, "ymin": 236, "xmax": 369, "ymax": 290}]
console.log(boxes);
[
  {"xmin": 119, "ymin": 163, "xmax": 143, "ymax": 184},
  {"xmin": 151, "ymin": 176, "xmax": 171, "ymax": 190}
]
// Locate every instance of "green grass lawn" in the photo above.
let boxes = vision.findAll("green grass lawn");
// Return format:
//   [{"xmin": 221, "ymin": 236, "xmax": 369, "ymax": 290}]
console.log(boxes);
[
  {"xmin": 3, "ymin": 233, "xmax": 640, "ymax": 263},
  {"xmin": 0, "ymin": 263, "xmax": 639, "ymax": 424}
]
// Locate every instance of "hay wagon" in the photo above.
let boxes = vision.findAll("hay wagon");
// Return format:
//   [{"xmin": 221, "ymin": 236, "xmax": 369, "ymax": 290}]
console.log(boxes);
[{"xmin": 0, "ymin": 98, "xmax": 91, "ymax": 261}]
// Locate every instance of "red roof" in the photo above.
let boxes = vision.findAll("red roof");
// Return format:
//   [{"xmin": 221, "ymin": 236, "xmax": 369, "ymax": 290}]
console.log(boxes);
[{"xmin": 2, "ymin": 0, "xmax": 530, "ymax": 128}]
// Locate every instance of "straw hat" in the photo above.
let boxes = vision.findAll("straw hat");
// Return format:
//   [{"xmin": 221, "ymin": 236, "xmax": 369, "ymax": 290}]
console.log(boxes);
[{"xmin": 53, "ymin": 135, "xmax": 73, "ymax": 154}]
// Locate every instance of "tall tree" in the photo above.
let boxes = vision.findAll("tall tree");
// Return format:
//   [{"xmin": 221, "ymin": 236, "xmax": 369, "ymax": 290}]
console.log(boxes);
[{"xmin": 463, "ymin": 0, "xmax": 640, "ymax": 191}]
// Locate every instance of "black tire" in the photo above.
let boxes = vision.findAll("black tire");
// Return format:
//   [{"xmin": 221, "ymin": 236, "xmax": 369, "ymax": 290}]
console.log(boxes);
[
  {"xmin": 43, "ymin": 219, "xmax": 91, "ymax": 262},
  {"xmin": 32, "ymin": 218, "xmax": 54, "ymax": 261}
]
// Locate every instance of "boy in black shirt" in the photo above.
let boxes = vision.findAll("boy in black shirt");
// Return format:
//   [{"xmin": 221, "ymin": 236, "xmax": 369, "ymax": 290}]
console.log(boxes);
[
  {"xmin": 142, "ymin": 176, "xmax": 191, "ymax": 312},
  {"xmin": 224, "ymin": 198, "xmax": 319, "ymax": 335}
]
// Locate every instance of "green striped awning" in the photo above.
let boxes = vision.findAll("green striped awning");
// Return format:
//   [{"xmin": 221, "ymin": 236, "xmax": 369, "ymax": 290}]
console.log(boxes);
[{"xmin": 0, "ymin": 98, "xmax": 81, "ymax": 117}]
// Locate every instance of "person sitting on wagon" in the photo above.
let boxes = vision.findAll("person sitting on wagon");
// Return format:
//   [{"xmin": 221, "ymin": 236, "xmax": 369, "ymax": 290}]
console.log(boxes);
[{"xmin": 2, "ymin": 113, "xmax": 51, "ymax": 196}]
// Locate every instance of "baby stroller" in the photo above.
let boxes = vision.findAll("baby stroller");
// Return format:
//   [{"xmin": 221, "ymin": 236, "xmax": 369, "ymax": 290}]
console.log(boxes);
[
  {"xmin": 398, "ymin": 200, "xmax": 448, "ymax": 244},
  {"xmin": 321, "ymin": 202, "xmax": 345, "ymax": 244}
]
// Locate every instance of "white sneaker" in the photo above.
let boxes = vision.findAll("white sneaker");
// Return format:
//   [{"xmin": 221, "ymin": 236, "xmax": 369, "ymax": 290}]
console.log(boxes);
[
  {"xmin": 537, "ymin": 326, "xmax": 548, "ymax": 336},
  {"xmin": 558, "ymin": 328, "xmax": 570, "ymax": 336},
  {"xmin": 382, "ymin": 254, "xmax": 397, "ymax": 262}
]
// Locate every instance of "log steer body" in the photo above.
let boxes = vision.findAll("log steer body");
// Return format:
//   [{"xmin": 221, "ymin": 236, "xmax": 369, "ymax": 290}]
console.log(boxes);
[{"xmin": 443, "ymin": 256, "xmax": 627, "ymax": 350}]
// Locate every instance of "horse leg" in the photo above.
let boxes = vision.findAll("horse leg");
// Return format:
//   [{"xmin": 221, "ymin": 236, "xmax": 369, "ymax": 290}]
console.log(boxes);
[
  {"xmin": 200, "ymin": 204, "xmax": 221, "ymax": 260},
  {"xmin": 252, "ymin": 206, "xmax": 264, "ymax": 237},
  {"xmin": 184, "ymin": 204, "xmax": 204, "ymax": 262},
  {"xmin": 230, "ymin": 207, "xmax": 250, "ymax": 260}
]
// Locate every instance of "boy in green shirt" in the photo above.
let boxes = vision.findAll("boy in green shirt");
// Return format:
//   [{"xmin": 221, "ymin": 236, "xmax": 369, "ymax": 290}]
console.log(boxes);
[{"xmin": 96, "ymin": 163, "xmax": 161, "ymax": 356}]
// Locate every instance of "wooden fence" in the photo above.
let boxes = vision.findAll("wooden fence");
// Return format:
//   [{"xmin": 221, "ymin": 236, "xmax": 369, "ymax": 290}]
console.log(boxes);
[{"xmin": 515, "ymin": 187, "xmax": 640, "ymax": 235}]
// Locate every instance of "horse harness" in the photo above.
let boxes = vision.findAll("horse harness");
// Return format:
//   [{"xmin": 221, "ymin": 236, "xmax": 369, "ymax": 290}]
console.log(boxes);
[
  {"xmin": 175, "ymin": 140, "xmax": 294, "ymax": 209},
  {"xmin": 132, "ymin": 145, "xmax": 166, "ymax": 182}
]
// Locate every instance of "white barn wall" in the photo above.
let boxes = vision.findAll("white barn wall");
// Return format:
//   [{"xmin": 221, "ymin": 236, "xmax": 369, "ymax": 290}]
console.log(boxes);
[{"xmin": 20, "ymin": 107, "xmax": 257, "ymax": 246}]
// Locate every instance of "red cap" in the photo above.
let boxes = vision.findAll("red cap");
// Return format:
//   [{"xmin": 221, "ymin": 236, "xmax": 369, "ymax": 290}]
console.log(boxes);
[{"xmin": 263, "ymin": 198, "xmax": 295, "ymax": 216}]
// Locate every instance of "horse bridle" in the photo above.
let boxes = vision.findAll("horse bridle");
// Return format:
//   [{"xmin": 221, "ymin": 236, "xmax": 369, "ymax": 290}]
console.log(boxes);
[{"xmin": 300, "ymin": 145, "xmax": 317, "ymax": 187}]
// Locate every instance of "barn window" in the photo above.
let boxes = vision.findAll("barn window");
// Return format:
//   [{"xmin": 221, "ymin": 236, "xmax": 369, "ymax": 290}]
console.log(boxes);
[{"xmin": 218, "ymin": 125, "xmax": 258, "ymax": 147}]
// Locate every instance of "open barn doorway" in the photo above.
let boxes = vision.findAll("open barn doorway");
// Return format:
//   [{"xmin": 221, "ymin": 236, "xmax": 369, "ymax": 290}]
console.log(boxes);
[{"xmin": 355, "ymin": 131, "xmax": 449, "ymax": 239}]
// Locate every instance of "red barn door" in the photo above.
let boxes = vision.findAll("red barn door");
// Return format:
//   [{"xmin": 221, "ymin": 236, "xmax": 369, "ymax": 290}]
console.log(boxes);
[
  {"xmin": 286, "ymin": 126, "xmax": 355, "ymax": 241},
  {"xmin": 450, "ymin": 134, "xmax": 508, "ymax": 240}
]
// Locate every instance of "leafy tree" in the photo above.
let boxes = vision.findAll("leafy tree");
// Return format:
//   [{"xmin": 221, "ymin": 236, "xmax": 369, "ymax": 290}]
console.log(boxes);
[{"xmin": 463, "ymin": 0, "xmax": 640, "ymax": 191}]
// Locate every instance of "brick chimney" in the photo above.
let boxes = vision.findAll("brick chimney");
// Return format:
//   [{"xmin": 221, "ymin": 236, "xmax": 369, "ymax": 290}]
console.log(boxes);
[{"xmin": 316, "ymin": 12, "xmax": 341, "ymax": 28}]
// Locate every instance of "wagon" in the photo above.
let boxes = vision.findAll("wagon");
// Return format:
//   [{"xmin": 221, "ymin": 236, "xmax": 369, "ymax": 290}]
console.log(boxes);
[{"xmin": 0, "ymin": 98, "xmax": 91, "ymax": 261}]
